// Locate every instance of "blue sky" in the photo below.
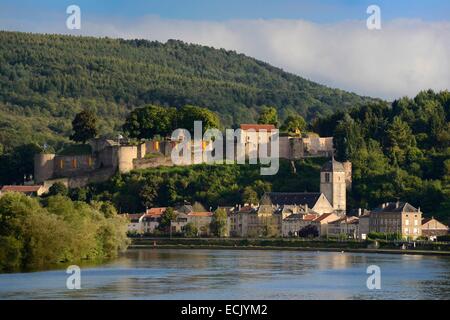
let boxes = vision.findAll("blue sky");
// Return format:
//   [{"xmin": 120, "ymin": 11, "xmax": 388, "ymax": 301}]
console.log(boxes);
[
  {"xmin": 1, "ymin": 0, "xmax": 449, "ymax": 22},
  {"xmin": 0, "ymin": 1, "xmax": 449, "ymax": 99}
]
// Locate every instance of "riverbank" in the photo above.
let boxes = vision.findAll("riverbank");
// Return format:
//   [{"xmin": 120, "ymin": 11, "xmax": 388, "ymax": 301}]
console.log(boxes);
[{"xmin": 130, "ymin": 237, "xmax": 450, "ymax": 256}]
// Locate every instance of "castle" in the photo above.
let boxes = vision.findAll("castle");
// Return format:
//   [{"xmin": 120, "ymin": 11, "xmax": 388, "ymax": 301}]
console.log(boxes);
[{"xmin": 34, "ymin": 124, "xmax": 335, "ymax": 189}]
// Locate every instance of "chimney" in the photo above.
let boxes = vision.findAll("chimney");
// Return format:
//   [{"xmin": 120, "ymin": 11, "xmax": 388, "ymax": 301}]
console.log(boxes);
[
  {"xmin": 381, "ymin": 203, "xmax": 385, "ymax": 209},
  {"xmin": 358, "ymin": 208, "xmax": 362, "ymax": 216},
  {"xmin": 396, "ymin": 201, "xmax": 400, "ymax": 209}
]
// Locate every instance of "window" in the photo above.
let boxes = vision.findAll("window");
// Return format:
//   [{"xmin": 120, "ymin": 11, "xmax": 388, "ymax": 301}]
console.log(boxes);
[
  {"xmin": 405, "ymin": 220, "xmax": 409, "ymax": 226},
  {"xmin": 59, "ymin": 159, "xmax": 64, "ymax": 169},
  {"xmin": 325, "ymin": 173, "xmax": 330, "ymax": 183},
  {"xmin": 414, "ymin": 220, "xmax": 418, "ymax": 226},
  {"xmin": 72, "ymin": 159, "xmax": 77, "ymax": 168},
  {"xmin": 404, "ymin": 228, "xmax": 409, "ymax": 234},
  {"xmin": 413, "ymin": 228, "xmax": 418, "ymax": 234}
]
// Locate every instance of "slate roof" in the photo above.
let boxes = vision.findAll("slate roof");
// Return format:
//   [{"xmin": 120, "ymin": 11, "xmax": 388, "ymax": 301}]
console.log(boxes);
[
  {"xmin": 372, "ymin": 202, "xmax": 419, "ymax": 213},
  {"xmin": 262, "ymin": 192, "xmax": 322, "ymax": 208}
]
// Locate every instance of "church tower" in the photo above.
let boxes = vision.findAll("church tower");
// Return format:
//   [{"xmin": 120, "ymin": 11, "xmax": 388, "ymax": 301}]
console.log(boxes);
[{"xmin": 320, "ymin": 158, "xmax": 347, "ymax": 213}]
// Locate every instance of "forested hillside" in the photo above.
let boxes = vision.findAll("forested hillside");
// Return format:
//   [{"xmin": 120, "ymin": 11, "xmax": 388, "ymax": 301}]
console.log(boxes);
[
  {"xmin": 314, "ymin": 90, "xmax": 450, "ymax": 219},
  {"xmin": 0, "ymin": 31, "xmax": 374, "ymax": 151},
  {"xmin": 74, "ymin": 90, "xmax": 449, "ymax": 221}
]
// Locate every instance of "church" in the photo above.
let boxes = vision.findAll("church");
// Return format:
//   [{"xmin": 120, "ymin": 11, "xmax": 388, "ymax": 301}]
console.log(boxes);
[
  {"xmin": 228, "ymin": 157, "xmax": 352, "ymax": 237},
  {"xmin": 262, "ymin": 157, "xmax": 352, "ymax": 215}
]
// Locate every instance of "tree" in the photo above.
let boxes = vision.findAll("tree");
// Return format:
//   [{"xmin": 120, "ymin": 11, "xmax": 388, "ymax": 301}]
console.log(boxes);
[
  {"xmin": 242, "ymin": 186, "xmax": 258, "ymax": 204},
  {"xmin": 70, "ymin": 110, "xmax": 98, "ymax": 143},
  {"xmin": 177, "ymin": 105, "xmax": 221, "ymax": 134},
  {"xmin": 159, "ymin": 207, "xmax": 177, "ymax": 232},
  {"xmin": 210, "ymin": 208, "xmax": 228, "ymax": 237},
  {"xmin": 183, "ymin": 222, "xmax": 198, "ymax": 237},
  {"xmin": 123, "ymin": 105, "xmax": 176, "ymax": 139},
  {"xmin": 281, "ymin": 114, "xmax": 307, "ymax": 135},
  {"xmin": 139, "ymin": 181, "xmax": 160, "ymax": 209},
  {"xmin": 386, "ymin": 116, "xmax": 416, "ymax": 165},
  {"xmin": 47, "ymin": 182, "xmax": 68, "ymax": 197},
  {"xmin": 0, "ymin": 143, "xmax": 42, "ymax": 185},
  {"xmin": 258, "ymin": 106, "xmax": 278, "ymax": 127},
  {"xmin": 298, "ymin": 225, "xmax": 319, "ymax": 238}
]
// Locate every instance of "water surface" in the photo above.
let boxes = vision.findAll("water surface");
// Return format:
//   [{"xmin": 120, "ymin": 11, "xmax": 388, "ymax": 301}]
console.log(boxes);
[{"xmin": 1, "ymin": 248, "xmax": 449, "ymax": 299}]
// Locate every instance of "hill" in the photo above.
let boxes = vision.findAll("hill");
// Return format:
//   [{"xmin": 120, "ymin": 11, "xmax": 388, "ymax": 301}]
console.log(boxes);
[{"xmin": 0, "ymin": 31, "xmax": 375, "ymax": 151}]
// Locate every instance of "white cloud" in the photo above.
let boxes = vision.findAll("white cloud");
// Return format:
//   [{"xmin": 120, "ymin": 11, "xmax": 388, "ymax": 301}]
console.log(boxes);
[{"xmin": 4, "ymin": 15, "xmax": 450, "ymax": 99}]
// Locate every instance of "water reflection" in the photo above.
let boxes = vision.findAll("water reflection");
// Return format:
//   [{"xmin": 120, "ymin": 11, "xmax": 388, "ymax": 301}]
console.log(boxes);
[{"xmin": 0, "ymin": 248, "xmax": 449, "ymax": 300}]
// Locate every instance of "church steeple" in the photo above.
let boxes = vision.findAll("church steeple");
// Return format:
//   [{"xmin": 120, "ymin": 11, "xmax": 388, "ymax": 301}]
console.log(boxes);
[{"xmin": 320, "ymin": 157, "xmax": 347, "ymax": 213}]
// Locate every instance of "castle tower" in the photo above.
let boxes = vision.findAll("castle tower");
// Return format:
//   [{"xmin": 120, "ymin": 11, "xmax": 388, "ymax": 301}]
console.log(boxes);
[
  {"xmin": 320, "ymin": 158, "xmax": 347, "ymax": 213},
  {"xmin": 34, "ymin": 153, "xmax": 55, "ymax": 184}
]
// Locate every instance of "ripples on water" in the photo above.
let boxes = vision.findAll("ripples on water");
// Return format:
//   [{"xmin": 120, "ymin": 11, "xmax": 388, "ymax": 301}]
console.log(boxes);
[{"xmin": 0, "ymin": 248, "xmax": 449, "ymax": 299}]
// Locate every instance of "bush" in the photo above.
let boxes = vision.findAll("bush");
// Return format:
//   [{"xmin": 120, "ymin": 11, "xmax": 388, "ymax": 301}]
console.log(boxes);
[{"xmin": 0, "ymin": 193, "xmax": 129, "ymax": 272}]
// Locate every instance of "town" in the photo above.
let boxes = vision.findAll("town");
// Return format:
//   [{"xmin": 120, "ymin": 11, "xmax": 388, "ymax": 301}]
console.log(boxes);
[
  {"xmin": 1, "ymin": 121, "xmax": 448, "ymax": 243},
  {"xmin": 124, "ymin": 156, "xmax": 448, "ymax": 241}
]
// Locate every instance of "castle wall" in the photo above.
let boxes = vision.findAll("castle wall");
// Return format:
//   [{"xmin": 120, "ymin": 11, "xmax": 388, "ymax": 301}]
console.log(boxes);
[
  {"xmin": 133, "ymin": 156, "xmax": 175, "ymax": 170},
  {"xmin": 34, "ymin": 154, "xmax": 55, "ymax": 184},
  {"xmin": 290, "ymin": 138, "xmax": 304, "ymax": 159},
  {"xmin": 52, "ymin": 155, "xmax": 95, "ymax": 178},
  {"xmin": 97, "ymin": 146, "xmax": 118, "ymax": 169},
  {"xmin": 279, "ymin": 137, "xmax": 290, "ymax": 159},
  {"xmin": 118, "ymin": 146, "xmax": 138, "ymax": 173}
]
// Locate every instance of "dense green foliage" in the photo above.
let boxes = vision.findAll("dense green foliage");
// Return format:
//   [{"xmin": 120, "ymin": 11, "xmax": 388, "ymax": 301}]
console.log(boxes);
[
  {"xmin": 314, "ymin": 90, "xmax": 450, "ymax": 221},
  {"xmin": 211, "ymin": 208, "xmax": 228, "ymax": 237},
  {"xmin": 280, "ymin": 114, "xmax": 307, "ymax": 135},
  {"xmin": 80, "ymin": 159, "xmax": 323, "ymax": 214},
  {"xmin": 123, "ymin": 104, "xmax": 220, "ymax": 139},
  {"xmin": 0, "ymin": 193, "xmax": 129, "ymax": 272},
  {"xmin": 258, "ymin": 106, "xmax": 279, "ymax": 126},
  {"xmin": 70, "ymin": 110, "xmax": 98, "ymax": 143},
  {"xmin": 0, "ymin": 31, "xmax": 373, "ymax": 152}
]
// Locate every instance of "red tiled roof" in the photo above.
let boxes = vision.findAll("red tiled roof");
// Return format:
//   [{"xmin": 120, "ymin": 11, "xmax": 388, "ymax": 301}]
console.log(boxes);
[
  {"xmin": 145, "ymin": 207, "xmax": 167, "ymax": 216},
  {"xmin": 238, "ymin": 205, "xmax": 255, "ymax": 213},
  {"xmin": 303, "ymin": 214, "xmax": 318, "ymax": 221},
  {"xmin": 1, "ymin": 185, "xmax": 42, "ymax": 193},
  {"xmin": 188, "ymin": 212, "xmax": 213, "ymax": 217},
  {"xmin": 313, "ymin": 212, "xmax": 337, "ymax": 222},
  {"xmin": 240, "ymin": 124, "xmax": 276, "ymax": 131}
]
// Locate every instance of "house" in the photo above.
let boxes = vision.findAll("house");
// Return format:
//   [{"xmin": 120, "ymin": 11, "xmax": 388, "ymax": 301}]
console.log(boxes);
[
  {"xmin": 261, "ymin": 192, "xmax": 334, "ymax": 215},
  {"xmin": 421, "ymin": 217, "xmax": 448, "ymax": 239},
  {"xmin": 229, "ymin": 204, "xmax": 281, "ymax": 238},
  {"xmin": 358, "ymin": 212, "xmax": 371, "ymax": 240},
  {"xmin": 282, "ymin": 213, "xmax": 319, "ymax": 237},
  {"xmin": 327, "ymin": 216, "xmax": 360, "ymax": 239},
  {"xmin": 312, "ymin": 212, "xmax": 341, "ymax": 237},
  {"xmin": 370, "ymin": 202, "xmax": 422, "ymax": 239},
  {"xmin": 0, "ymin": 185, "xmax": 45, "ymax": 197},
  {"xmin": 142, "ymin": 207, "xmax": 167, "ymax": 234},
  {"xmin": 125, "ymin": 213, "xmax": 144, "ymax": 234},
  {"xmin": 187, "ymin": 212, "xmax": 213, "ymax": 236}
]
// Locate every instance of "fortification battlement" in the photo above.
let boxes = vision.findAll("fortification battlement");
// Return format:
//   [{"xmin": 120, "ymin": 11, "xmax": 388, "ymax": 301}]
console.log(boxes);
[{"xmin": 34, "ymin": 134, "xmax": 335, "ymax": 187}]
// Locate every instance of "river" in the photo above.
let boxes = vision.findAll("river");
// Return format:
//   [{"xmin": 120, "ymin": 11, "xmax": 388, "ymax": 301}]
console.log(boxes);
[{"xmin": 1, "ymin": 248, "xmax": 449, "ymax": 299}]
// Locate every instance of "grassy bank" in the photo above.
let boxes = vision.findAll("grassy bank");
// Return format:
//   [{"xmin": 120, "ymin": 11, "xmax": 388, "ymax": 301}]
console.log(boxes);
[{"xmin": 131, "ymin": 237, "xmax": 450, "ymax": 256}]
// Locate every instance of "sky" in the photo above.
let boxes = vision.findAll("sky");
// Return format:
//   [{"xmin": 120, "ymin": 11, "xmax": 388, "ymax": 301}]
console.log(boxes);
[{"xmin": 0, "ymin": 0, "xmax": 449, "ymax": 99}]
